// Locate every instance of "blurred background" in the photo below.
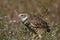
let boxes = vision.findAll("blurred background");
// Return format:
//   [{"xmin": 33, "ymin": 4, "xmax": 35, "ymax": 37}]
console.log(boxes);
[{"xmin": 0, "ymin": 0, "xmax": 60, "ymax": 40}]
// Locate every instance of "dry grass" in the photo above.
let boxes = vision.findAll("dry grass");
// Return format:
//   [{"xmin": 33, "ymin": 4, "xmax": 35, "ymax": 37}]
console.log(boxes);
[{"xmin": 0, "ymin": 0, "xmax": 60, "ymax": 40}]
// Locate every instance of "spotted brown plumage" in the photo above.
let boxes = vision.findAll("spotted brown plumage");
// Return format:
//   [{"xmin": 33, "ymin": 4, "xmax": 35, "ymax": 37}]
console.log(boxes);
[{"xmin": 18, "ymin": 13, "xmax": 50, "ymax": 39}]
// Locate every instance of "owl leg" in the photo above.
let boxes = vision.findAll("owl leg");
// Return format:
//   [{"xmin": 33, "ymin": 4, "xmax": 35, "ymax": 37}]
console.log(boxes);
[
  {"xmin": 32, "ymin": 34, "xmax": 36, "ymax": 40},
  {"xmin": 32, "ymin": 34, "xmax": 42, "ymax": 40}
]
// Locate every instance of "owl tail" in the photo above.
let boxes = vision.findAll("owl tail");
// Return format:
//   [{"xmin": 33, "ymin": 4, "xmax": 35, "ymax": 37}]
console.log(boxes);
[
  {"xmin": 47, "ymin": 28, "xmax": 51, "ymax": 32},
  {"xmin": 46, "ymin": 25, "xmax": 51, "ymax": 32}
]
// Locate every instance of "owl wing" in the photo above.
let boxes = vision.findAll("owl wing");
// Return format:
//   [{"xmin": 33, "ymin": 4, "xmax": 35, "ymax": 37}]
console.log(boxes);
[{"xmin": 29, "ymin": 16, "xmax": 49, "ymax": 29}]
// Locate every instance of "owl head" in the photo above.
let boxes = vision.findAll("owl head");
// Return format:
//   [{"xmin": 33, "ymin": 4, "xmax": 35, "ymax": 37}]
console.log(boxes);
[{"xmin": 18, "ymin": 13, "xmax": 29, "ymax": 22}]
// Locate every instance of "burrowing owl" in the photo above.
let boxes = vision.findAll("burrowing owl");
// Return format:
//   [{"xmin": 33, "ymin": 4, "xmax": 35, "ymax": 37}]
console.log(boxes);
[{"xmin": 18, "ymin": 13, "xmax": 50, "ymax": 39}]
